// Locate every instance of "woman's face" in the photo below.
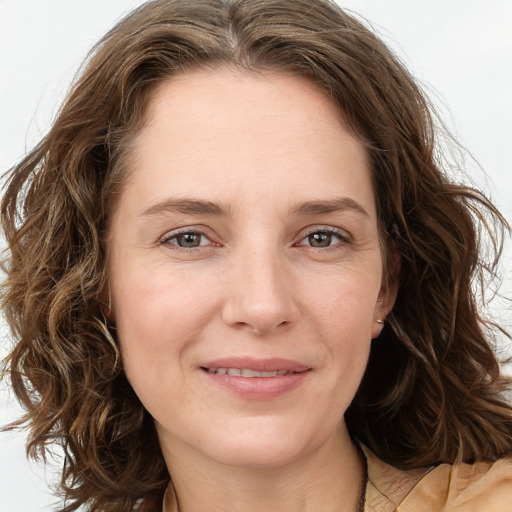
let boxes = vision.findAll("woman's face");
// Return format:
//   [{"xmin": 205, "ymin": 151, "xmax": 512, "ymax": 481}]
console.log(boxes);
[{"xmin": 108, "ymin": 69, "xmax": 395, "ymax": 469}]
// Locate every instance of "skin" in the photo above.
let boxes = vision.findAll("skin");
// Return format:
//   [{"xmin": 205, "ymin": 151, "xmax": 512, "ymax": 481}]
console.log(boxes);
[{"xmin": 108, "ymin": 68, "xmax": 397, "ymax": 512}]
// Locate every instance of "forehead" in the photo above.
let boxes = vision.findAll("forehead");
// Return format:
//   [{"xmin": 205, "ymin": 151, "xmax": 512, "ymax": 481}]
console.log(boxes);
[
  {"xmin": 121, "ymin": 67, "xmax": 375, "ymax": 221},
  {"xmin": 145, "ymin": 67, "xmax": 348, "ymax": 133}
]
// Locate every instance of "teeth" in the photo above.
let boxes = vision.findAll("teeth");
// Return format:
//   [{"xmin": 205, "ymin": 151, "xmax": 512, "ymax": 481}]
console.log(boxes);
[
  {"xmin": 207, "ymin": 367, "xmax": 292, "ymax": 377},
  {"xmin": 241, "ymin": 369, "xmax": 259, "ymax": 377}
]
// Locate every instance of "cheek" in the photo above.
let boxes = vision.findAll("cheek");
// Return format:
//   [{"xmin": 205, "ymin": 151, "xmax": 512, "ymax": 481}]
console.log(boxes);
[
  {"xmin": 302, "ymin": 266, "xmax": 380, "ymax": 377},
  {"xmin": 111, "ymin": 269, "xmax": 218, "ymax": 383},
  {"xmin": 303, "ymin": 266, "xmax": 381, "ymax": 330}
]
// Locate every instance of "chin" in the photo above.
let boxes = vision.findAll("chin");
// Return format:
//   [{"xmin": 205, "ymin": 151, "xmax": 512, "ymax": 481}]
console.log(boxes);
[
  {"xmin": 206, "ymin": 440, "xmax": 308, "ymax": 469},
  {"xmin": 195, "ymin": 417, "xmax": 336, "ymax": 469}
]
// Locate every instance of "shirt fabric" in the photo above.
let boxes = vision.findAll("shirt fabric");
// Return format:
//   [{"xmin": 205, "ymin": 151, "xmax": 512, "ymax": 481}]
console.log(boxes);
[{"xmin": 363, "ymin": 446, "xmax": 512, "ymax": 511}]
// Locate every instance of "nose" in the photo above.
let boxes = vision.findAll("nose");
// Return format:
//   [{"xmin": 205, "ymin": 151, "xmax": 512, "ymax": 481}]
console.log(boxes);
[{"xmin": 221, "ymin": 247, "xmax": 300, "ymax": 336}]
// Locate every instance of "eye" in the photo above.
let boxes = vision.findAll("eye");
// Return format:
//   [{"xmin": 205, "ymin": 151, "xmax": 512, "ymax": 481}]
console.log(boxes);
[
  {"xmin": 297, "ymin": 228, "xmax": 349, "ymax": 248},
  {"xmin": 161, "ymin": 230, "xmax": 211, "ymax": 249}
]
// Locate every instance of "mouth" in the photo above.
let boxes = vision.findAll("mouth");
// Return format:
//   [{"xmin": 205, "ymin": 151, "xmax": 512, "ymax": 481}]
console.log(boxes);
[
  {"xmin": 202, "ymin": 367, "xmax": 308, "ymax": 377},
  {"xmin": 199, "ymin": 358, "xmax": 311, "ymax": 400}
]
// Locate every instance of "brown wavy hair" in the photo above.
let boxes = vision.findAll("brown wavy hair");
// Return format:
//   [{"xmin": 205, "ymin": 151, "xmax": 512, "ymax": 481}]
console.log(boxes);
[{"xmin": 2, "ymin": 0, "xmax": 511, "ymax": 510}]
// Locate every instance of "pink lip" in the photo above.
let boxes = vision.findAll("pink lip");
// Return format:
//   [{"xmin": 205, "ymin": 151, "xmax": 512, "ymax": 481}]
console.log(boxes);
[{"xmin": 200, "ymin": 357, "xmax": 311, "ymax": 401}]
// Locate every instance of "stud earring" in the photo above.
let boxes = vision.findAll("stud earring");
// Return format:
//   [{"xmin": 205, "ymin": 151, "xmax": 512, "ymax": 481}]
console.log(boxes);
[{"xmin": 376, "ymin": 319, "xmax": 384, "ymax": 324}]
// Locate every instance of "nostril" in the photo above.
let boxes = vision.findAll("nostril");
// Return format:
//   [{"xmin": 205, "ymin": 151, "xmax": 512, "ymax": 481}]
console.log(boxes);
[{"xmin": 220, "ymin": 276, "xmax": 300, "ymax": 334}]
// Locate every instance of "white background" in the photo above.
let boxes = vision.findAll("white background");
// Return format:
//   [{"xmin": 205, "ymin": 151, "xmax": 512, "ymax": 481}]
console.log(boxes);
[{"xmin": 1, "ymin": 1, "xmax": 511, "ymax": 510}]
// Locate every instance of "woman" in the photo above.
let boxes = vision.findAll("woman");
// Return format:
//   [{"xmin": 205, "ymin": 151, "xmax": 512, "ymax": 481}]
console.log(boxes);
[{"xmin": 1, "ymin": 1, "xmax": 511, "ymax": 511}]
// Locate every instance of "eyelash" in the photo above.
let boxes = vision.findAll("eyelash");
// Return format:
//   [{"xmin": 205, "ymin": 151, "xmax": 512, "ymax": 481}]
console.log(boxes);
[
  {"xmin": 295, "ymin": 226, "xmax": 351, "ymax": 250},
  {"xmin": 160, "ymin": 228, "xmax": 215, "ymax": 249},
  {"xmin": 159, "ymin": 226, "xmax": 352, "ymax": 251}
]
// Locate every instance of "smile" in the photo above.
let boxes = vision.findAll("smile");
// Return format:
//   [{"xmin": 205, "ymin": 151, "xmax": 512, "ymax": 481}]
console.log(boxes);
[
  {"xmin": 205, "ymin": 368, "xmax": 297, "ymax": 377},
  {"xmin": 200, "ymin": 360, "xmax": 312, "ymax": 400}
]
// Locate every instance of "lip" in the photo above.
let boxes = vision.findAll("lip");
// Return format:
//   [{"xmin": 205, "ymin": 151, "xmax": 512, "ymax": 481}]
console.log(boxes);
[
  {"xmin": 199, "ymin": 357, "xmax": 311, "ymax": 401},
  {"xmin": 201, "ymin": 357, "xmax": 311, "ymax": 373}
]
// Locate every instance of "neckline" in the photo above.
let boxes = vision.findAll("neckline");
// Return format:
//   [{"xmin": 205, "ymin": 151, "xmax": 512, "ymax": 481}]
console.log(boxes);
[
  {"xmin": 162, "ymin": 444, "xmax": 432, "ymax": 512},
  {"xmin": 361, "ymin": 445, "xmax": 436, "ymax": 511}
]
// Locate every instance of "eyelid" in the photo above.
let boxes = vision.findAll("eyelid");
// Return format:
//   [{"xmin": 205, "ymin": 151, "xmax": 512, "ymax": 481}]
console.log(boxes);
[
  {"xmin": 295, "ymin": 225, "xmax": 352, "ymax": 247},
  {"xmin": 157, "ymin": 224, "xmax": 352, "ymax": 249},
  {"xmin": 159, "ymin": 225, "xmax": 219, "ymax": 247}
]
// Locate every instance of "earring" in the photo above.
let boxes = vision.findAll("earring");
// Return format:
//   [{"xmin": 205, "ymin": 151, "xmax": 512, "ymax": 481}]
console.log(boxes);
[{"xmin": 376, "ymin": 319, "xmax": 384, "ymax": 324}]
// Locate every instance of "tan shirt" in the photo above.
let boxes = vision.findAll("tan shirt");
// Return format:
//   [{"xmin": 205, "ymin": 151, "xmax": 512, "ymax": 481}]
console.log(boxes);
[{"xmin": 163, "ymin": 448, "xmax": 512, "ymax": 511}]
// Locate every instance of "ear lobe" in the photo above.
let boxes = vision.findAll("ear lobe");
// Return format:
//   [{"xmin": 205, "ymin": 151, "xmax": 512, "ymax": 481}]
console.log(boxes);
[
  {"xmin": 372, "ymin": 244, "xmax": 400, "ymax": 339},
  {"xmin": 371, "ymin": 281, "xmax": 398, "ymax": 339},
  {"xmin": 377, "ymin": 275, "xmax": 399, "ymax": 316},
  {"xmin": 382, "ymin": 238, "xmax": 400, "ymax": 310}
]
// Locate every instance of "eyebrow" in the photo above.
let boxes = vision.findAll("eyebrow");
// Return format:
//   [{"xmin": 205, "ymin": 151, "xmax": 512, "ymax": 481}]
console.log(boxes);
[
  {"xmin": 291, "ymin": 197, "xmax": 370, "ymax": 218},
  {"xmin": 140, "ymin": 196, "xmax": 370, "ymax": 219},
  {"xmin": 141, "ymin": 199, "xmax": 231, "ymax": 217}
]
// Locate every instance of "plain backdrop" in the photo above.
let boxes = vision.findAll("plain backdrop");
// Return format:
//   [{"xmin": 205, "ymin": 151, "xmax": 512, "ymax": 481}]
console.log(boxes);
[{"xmin": 1, "ymin": 1, "xmax": 511, "ymax": 510}]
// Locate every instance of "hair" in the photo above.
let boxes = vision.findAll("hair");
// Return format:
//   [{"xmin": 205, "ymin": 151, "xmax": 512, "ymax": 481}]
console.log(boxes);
[{"xmin": 1, "ymin": 0, "xmax": 511, "ymax": 510}]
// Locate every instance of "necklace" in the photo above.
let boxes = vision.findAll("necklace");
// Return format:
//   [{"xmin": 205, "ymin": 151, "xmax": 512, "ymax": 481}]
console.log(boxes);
[{"xmin": 356, "ymin": 442, "xmax": 368, "ymax": 512}]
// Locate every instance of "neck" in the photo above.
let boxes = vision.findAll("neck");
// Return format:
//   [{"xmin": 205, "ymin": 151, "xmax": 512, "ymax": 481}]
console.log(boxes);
[{"xmin": 161, "ymin": 424, "xmax": 364, "ymax": 512}]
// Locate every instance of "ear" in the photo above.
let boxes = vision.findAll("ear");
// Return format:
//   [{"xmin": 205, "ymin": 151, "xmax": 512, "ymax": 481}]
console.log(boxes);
[{"xmin": 371, "ymin": 244, "xmax": 400, "ymax": 339}]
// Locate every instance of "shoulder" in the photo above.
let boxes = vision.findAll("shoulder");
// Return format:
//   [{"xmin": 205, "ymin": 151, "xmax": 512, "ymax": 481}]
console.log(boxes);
[
  {"xmin": 363, "ymin": 445, "xmax": 431, "ymax": 512},
  {"xmin": 363, "ymin": 445, "xmax": 512, "ymax": 512},
  {"xmin": 399, "ymin": 456, "xmax": 512, "ymax": 512}
]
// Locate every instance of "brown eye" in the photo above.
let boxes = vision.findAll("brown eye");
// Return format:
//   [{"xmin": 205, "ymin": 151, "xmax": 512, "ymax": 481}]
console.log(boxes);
[
  {"xmin": 296, "ymin": 228, "xmax": 349, "ymax": 249},
  {"xmin": 176, "ymin": 233, "xmax": 202, "ymax": 247},
  {"xmin": 308, "ymin": 232, "xmax": 334, "ymax": 247},
  {"xmin": 166, "ymin": 232, "xmax": 207, "ymax": 248}
]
